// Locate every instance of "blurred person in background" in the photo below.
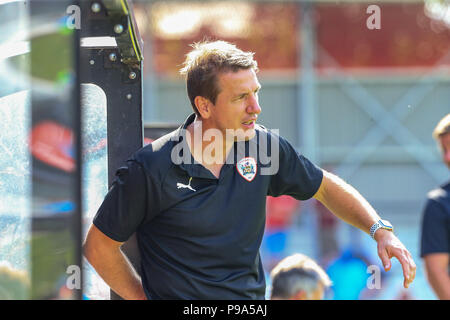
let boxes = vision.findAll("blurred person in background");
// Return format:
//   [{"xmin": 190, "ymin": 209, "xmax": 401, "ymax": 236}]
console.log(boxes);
[
  {"xmin": 420, "ymin": 113, "xmax": 450, "ymax": 300},
  {"xmin": 270, "ymin": 253, "xmax": 331, "ymax": 300},
  {"xmin": 325, "ymin": 248, "xmax": 374, "ymax": 300},
  {"xmin": 262, "ymin": 195, "xmax": 301, "ymax": 271},
  {"xmin": 84, "ymin": 40, "xmax": 416, "ymax": 300}
]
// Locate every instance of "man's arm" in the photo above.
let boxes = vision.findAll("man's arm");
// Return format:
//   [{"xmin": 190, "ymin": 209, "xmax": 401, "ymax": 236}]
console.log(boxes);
[
  {"xmin": 313, "ymin": 169, "xmax": 416, "ymax": 288},
  {"xmin": 424, "ymin": 253, "xmax": 450, "ymax": 299},
  {"xmin": 83, "ymin": 224, "xmax": 147, "ymax": 300}
]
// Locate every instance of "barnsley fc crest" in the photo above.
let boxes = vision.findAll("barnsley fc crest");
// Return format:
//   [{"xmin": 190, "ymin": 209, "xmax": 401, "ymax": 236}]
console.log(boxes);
[{"xmin": 236, "ymin": 157, "xmax": 257, "ymax": 182}]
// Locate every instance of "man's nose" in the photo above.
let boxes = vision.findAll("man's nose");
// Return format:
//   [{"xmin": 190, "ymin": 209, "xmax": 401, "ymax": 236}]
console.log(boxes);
[{"xmin": 247, "ymin": 95, "xmax": 261, "ymax": 115}]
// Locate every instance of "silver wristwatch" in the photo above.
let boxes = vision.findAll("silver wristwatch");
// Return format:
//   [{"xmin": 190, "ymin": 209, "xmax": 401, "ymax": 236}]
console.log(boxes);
[{"xmin": 370, "ymin": 219, "xmax": 394, "ymax": 240}]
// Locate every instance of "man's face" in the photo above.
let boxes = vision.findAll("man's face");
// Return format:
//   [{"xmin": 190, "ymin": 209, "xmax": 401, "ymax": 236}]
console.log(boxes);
[
  {"xmin": 438, "ymin": 132, "xmax": 450, "ymax": 169},
  {"xmin": 209, "ymin": 68, "xmax": 262, "ymax": 141}
]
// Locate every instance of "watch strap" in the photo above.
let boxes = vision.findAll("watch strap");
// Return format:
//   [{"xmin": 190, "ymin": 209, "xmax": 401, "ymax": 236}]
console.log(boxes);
[{"xmin": 370, "ymin": 220, "xmax": 393, "ymax": 240}]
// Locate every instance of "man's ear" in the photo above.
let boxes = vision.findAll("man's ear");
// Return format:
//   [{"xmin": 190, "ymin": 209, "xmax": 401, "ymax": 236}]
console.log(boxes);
[{"xmin": 194, "ymin": 96, "xmax": 212, "ymax": 119}]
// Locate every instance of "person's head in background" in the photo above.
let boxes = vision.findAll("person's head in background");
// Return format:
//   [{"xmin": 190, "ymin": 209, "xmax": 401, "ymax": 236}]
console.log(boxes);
[
  {"xmin": 432, "ymin": 113, "xmax": 450, "ymax": 169},
  {"xmin": 270, "ymin": 253, "xmax": 332, "ymax": 300}
]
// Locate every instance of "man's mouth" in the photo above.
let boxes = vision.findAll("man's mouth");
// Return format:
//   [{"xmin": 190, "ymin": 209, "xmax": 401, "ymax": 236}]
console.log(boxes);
[{"xmin": 242, "ymin": 119, "xmax": 256, "ymax": 126}]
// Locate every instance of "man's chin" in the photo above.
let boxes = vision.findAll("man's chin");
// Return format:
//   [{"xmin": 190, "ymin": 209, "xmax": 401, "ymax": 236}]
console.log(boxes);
[{"xmin": 234, "ymin": 129, "xmax": 256, "ymax": 142}]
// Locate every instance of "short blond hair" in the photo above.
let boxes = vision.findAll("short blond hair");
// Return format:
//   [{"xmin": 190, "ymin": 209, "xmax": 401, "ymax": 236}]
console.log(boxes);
[
  {"xmin": 270, "ymin": 253, "xmax": 332, "ymax": 299},
  {"xmin": 432, "ymin": 113, "xmax": 450, "ymax": 140},
  {"xmin": 179, "ymin": 40, "xmax": 258, "ymax": 116}
]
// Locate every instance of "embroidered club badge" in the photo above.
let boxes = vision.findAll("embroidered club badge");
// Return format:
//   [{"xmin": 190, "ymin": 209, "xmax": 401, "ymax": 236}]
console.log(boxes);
[{"xmin": 236, "ymin": 157, "xmax": 257, "ymax": 182}]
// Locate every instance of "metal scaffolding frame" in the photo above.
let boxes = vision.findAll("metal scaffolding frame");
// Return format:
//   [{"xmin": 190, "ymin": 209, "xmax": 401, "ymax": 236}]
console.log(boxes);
[
  {"xmin": 297, "ymin": 2, "xmax": 449, "ymax": 185},
  {"xmin": 79, "ymin": 0, "xmax": 144, "ymax": 300},
  {"xmin": 319, "ymin": 47, "xmax": 449, "ymax": 183}
]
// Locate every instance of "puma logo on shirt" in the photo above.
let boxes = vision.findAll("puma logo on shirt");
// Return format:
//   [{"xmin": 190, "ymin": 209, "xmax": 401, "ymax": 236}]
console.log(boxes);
[{"xmin": 177, "ymin": 177, "xmax": 196, "ymax": 192}]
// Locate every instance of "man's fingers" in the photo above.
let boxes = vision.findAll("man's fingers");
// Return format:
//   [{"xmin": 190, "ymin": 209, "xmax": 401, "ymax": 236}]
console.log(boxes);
[
  {"xmin": 394, "ymin": 251, "xmax": 415, "ymax": 288},
  {"xmin": 406, "ymin": 253, "xmax": 417, "ymax": 284},
  {"xmin": 377, "ymin": 234, "xmax": 417, "ymax": 289},
  {"xmin": 400, "ymin": 255, "xmax": 410, "ymax": 286},
  {"xmin": 378, "ymin": 247, "xmax": 391, "ymax": 271}
]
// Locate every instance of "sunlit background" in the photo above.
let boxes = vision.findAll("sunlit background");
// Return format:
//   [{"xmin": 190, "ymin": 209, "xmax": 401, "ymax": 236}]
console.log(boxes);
[
  {"xmin": 1, "ymin": 0, "xmax": 449, "ymax": 300},
  {"xmin": 135, "ymin": 0, "xmax": 450, "ymax": 300}
]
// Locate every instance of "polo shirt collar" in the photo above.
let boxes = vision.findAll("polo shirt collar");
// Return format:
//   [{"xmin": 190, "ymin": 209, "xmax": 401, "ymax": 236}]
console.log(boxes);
[
  {"xmin": 174, "ymin": 113, "xmax": 218, "ymax": 180},
  {"xmin": 173, "ymin": 113, "xmax": 261, "ymax": 181}
]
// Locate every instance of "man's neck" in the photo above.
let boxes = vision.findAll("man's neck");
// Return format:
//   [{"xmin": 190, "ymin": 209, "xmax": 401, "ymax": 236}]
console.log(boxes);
[{"xmin": 186, "ymin": 117, "xmax": 234, "ymax": 167}]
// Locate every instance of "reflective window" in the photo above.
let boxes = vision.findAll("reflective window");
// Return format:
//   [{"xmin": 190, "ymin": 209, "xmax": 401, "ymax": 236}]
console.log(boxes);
[
  {"xmin": 80, "ymin": 83, "xmax": 109, "ymax": 300},
  {"xmin": 0, "ymin": 0, "xmax": 31, "ymax": 300}
]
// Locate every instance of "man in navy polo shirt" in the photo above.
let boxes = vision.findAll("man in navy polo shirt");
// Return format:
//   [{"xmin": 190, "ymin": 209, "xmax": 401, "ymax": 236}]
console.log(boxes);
[
  {"xmin": 421, "ymin": 114, "xmax": 450, "ymax": 300},
  {"xmin": 83, "ymin": 40, "xmax": 416, "ymax": 300}
]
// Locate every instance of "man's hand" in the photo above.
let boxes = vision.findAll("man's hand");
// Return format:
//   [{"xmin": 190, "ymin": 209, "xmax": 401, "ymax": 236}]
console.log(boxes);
[
  {"xmin": 313, "ymin": 170, "xmax": 417, "ymax": 289},
  {"xmin": 374, "ymin": 229, "xmax": 416, "ymax": 288},
  {"xmin": 83, "ymin": 224, "xmax": 148, "ymax": 300}
]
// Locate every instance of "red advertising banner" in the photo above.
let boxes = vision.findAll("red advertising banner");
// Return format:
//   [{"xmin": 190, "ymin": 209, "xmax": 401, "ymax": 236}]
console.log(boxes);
[{"xmin": 135, "ymin": 2, "xmax": 450, "ymax": 75}]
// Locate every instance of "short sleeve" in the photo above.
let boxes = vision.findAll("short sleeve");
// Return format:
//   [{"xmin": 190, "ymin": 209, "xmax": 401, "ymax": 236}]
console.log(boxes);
[
  {"xmin": 93, "ymin": 160, "xmax": 160, "ymax": 242},
  {"xmin": 268, "ymin": 135, "xmax": 323, "ymax": 200},
  {"xmin": 420, "ymin": 199, "xmax": 449, "ymax": 257}
]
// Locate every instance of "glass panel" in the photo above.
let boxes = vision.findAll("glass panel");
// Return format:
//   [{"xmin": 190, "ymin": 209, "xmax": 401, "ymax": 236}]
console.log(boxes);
[
  {"xmin": 80, "ymin": 83, "xmax": 109, "ymax": 300},
  {"xmin": 0, "ymin": 0, "xmax": 31, "ymax": 300}
]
